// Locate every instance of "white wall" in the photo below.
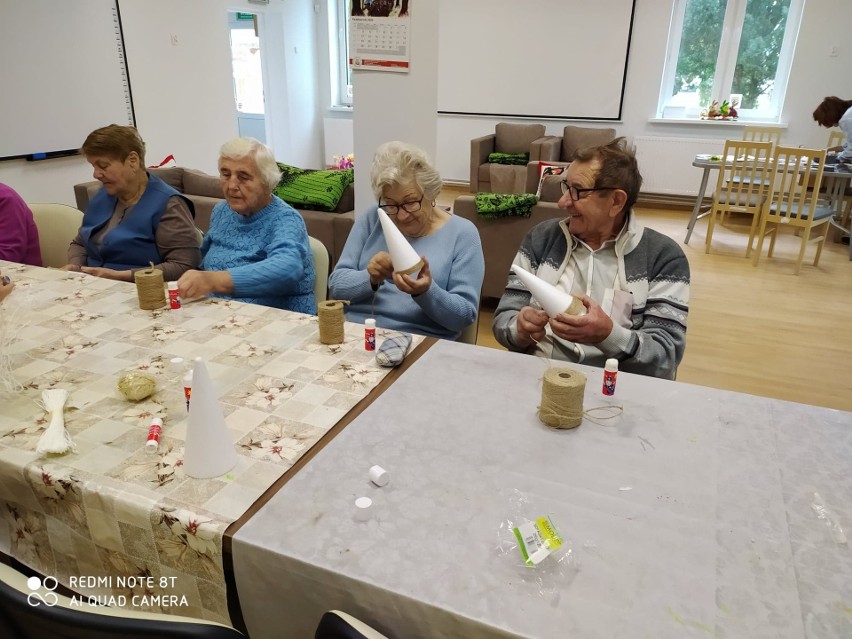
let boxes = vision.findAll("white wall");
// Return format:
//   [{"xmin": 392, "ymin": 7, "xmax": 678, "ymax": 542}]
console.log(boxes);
[
  {"xmin": 351, "ymin": 4, "xmax": 439, "ymax": 214},
  {"xmin": 0, "ymin": 0, "xmax": 321, "ymax": 205},
  {"xmin": 1, "ymin": 0, "xmax": 850, "ymax": 206}
]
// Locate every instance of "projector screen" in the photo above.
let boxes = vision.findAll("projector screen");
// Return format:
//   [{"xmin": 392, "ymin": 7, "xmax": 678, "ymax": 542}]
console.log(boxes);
[
  {"xmin": 0, "ymin": 0, "xmax": 134, "ymax": 160},
  {"xmin": 437, "ymin": 0, "xmax": 635, "ymax": 120}
]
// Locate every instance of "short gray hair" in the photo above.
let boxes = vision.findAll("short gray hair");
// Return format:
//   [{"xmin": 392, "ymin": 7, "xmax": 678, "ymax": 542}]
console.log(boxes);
[
  {"xmin": 219, "ymin": 138, "xmax": 282, "ymax": 191},
  {"xmin": 370, "ymin": 141, "xmax": 443, "ymax": 202}
]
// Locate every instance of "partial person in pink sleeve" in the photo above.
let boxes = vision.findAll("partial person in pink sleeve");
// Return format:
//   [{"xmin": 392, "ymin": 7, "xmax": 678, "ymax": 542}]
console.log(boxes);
[{"xmin": 0, "ymin": 182, "xmax": 42, "ymax": 266}]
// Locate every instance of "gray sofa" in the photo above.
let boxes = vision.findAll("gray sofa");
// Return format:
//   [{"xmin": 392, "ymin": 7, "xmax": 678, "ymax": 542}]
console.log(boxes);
[
  {"xmin": 73, "ymin": 166, "xmax": 355, "ymax": 267},
  {"xmin": 453, "ymin": 176, "xmax": 565, "ymax": 300}
]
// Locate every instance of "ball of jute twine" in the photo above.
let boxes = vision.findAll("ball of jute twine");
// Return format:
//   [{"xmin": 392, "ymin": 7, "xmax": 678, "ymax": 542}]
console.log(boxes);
[
  {"xmin": 117, "ymin": 372, "xmax": 157, "ymax": 401},
  {"xmin": 538, "ymin": 367, "xmax": 586, "ymax": 429},
  {"xmin": 318, "ymin": 300, "xmax": 349, "ymax": 344},
  {"xmin": 134, "ymin": 262, "xmax": 166, "ymax": 310}
]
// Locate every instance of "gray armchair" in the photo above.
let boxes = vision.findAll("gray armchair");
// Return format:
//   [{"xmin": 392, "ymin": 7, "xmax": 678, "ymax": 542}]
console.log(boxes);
[
  {"xmin": 524, "ymin": 125, "xmax": 618, "ymax": 193},
  {"xmin": 470, "ymin": 123, "xmax": 549, "ymax": 193}
]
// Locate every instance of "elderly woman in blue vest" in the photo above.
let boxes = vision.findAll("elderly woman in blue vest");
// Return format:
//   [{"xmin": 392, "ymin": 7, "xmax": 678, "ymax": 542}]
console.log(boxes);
[
  {"xmin": 328, "ymin": 141, "xmax": 484, "ymax": 339},
  {"xmin": 176, "ymin": 138, "xmax": 316, "ymax": 313},
  {"xmin": 65, "ymin": 125, "xmax": 200, "ymax": 281}
]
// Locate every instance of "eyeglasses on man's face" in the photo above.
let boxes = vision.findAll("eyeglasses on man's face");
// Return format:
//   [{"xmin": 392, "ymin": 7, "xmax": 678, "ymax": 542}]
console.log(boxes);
[
  {"xmin": 559, "ymin": 181, "xmax": 615, "ymax": 201},
  {"xmin": 379, "ymin": 196, "xmax": 423, "ymax": 216}
]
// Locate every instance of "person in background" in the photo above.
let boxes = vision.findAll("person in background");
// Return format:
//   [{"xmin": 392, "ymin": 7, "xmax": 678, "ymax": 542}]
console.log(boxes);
[
  {"xmin": 177, "ymin": 138, "xmax": 316, "ymax": 313},
  {"xmin": 66, "ymin": 124, "xmax": 200, "ymax": 280},
  {"xmin": 329, "ymin": 141, "xmax": 484, "ymax": 340},
  {"xmin": 813, "ymin": 96, "xmax": 852, "ymax": 160},
  {"xmin": 492, "ymin": 138, "xmax": 689, "ymax": 380},
  {"xmin": 0, "ymin": 182, "xmax": 42, "ymax": 266}
]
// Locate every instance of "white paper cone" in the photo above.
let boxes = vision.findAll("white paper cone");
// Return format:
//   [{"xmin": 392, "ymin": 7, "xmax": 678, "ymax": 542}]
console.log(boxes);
[
  {"xmin": 511, "ymin": 265, "xmax": 584, "ymax": 317},
  {"xmin": 183, "ymin": 358, "xmax": 237, "ymax": 479},
  {"xmin": 377, "ymin": 207, "xmax": 424, "ymax": 275}
]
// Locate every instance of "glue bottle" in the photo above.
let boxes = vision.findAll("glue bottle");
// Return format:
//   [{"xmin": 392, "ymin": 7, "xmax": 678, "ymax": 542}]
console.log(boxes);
[
  {"xmin": 167, "ymin": 282, "xmax": 181, "ymax": 310},
  {"xmin": 602, "ymin": 358, "xmax": 618, "ymax": 396},
  {"xmin": 146, "ymin": 418, "xmax": 163, "ymax": 453},
  {"xmin": 365, "ymin": 318, "xmax": 376, "ymax": 351}
]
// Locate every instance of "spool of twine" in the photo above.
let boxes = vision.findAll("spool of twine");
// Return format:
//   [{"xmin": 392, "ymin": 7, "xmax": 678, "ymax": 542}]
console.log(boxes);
[
  {"xmin": 134, "ymin": 262, "xmax": 166, "ymax": 310},
  {"xmin": 318, "ymin": 300, "xmax": 347, "ymax": 344},
  {"xmin": 538, "ymin": 367, "xmax": 586, "ymax": 429}
]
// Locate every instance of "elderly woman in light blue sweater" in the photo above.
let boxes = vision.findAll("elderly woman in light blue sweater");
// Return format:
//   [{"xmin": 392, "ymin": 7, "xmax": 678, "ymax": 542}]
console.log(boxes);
[
  {"xmin": 329, "ymin": 141, "xmax": 484, "ymax": 340},
  {"xmin": 177, "ymin": 138, "xmax": 316, "ymax": 314}
]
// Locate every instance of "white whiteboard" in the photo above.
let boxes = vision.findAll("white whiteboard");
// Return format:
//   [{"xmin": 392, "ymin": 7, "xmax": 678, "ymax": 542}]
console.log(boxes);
[
  {"xmin": 0, "ymin": 0, "xmax": 133, "ymax": 159},
  {"xmin": 437, "ymin": 0, "xmax": 635, "ymax": 120}
]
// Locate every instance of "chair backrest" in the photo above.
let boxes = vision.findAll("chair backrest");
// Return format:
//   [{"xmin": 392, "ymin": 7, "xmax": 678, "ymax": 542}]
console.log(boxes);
[
  {"xmin": 494, "ymin": 123, "xmax": 546, "ymax": 155},
  {"xmin": 712, "ymin": 139, "xmax": 774, "ymax": 211},
  {"xmin": 0, "ymin": 561, "xmax": 245, "ymax": 639},
  {"xmin": 561, "ymin": 126, "xmax": 617, "ymax": 162},
  {"xmin": 827, "ymin": 129, "xmax": 845, "ymax": 149},
  {"xmin": 308, "ymin": 236, "xmax": 330, "ymax": 303},
  {"xmin": 27, "ymin": 203, "xmax": 83, "ymax": 268},
  {"xmin": 763, "ymin": 146, "xmax": 827, "ymax": 229},
  {"xmin": 742, "ymin": 125, "xmax": 781, "ymax": 148}
]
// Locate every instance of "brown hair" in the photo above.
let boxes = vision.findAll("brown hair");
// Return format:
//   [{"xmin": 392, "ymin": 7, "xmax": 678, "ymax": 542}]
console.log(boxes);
[
  {"xmin": 812, "ymin": 96, "xmax": 852, "ymax": 128},
  {"xmin": 81, "ymin": 124, "xmax": 146, "ymax": 164},
  {"xmin": 574, "ymin": 137, "xmax": 642, "ymax": 212}
]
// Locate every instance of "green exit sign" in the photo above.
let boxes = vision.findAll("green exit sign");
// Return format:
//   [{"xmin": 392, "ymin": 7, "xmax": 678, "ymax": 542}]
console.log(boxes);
[{"xmin": 236, "ymin": 12, "xmax": 254, "ymax": 20}]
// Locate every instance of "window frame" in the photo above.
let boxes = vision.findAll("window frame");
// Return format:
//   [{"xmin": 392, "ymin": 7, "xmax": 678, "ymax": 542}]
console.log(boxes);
[
  {"xmin": 657, "ymin": 0, "xmax": 805, "ymax": 122},
  {"xmin": 329, "ymin": 0, "xmax": 352, "ymax": 108}
]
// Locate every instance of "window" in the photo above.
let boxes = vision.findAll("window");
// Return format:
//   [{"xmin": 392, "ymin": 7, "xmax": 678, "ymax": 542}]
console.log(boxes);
[
  {"xmin": 658, "ymin": 0, "xmax": 805, "ymax": 121},
  {"xmin": 329, "ymin": 0, "xmax": 352, "ymax": 107}
]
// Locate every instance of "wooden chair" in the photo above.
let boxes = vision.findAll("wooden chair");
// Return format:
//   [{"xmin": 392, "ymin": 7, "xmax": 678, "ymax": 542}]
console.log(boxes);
[
  {"xmin": 742, "ymin": 125, "xmax": 782, "ymax": 149},
  {"xmin": 827, "ymin": 129, "xmax": 845, "ymax": 150},
  {"xmin": 705, "ymin": 139, "xmax": 774, "ymax": 257},
  {"xmin": 752, "ymin": 146, "xmax": 832, "ymax": 274}
]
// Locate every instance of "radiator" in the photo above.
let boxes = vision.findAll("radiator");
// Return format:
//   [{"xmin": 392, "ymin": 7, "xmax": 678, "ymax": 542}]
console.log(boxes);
[{"xmin": 634, "ymin": 136, "xmax": 724, "ymax": 196}]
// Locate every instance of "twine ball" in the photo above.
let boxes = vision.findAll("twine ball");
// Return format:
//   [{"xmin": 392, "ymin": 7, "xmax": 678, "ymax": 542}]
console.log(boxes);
[
  {"xmin": 538, "ymin": 367, "xmax": 586, "ymax": 429},
  {"xmin": 134, "ymin": 263, "xmax": 166, "ymax": 310},
  {"xmin": 118, "ymin": 372, "xmax": 157, "ymax": 401},
  {"xmin": 318, "ymin": 300, "xmax": 347, "ymax": 344}
]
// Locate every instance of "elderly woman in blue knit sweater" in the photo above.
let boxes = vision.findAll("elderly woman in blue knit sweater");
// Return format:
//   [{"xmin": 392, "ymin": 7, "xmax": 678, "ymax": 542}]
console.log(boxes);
[
  {"xmin": 177, "ymin": 138, "xmax": 316, "ymax": 313},
  {"xmin": 329, "ymin": 141, "xmax": 484, "ymax": 340}
]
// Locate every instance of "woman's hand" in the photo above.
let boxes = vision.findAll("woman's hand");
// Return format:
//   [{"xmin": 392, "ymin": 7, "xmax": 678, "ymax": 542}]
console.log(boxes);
[
  {"xmin": 392, "ymin": 256, "xmax": 432, "ymax": 296},
  {"xmin": 60, "ymin": 264, "xmax": 82, "ymax": 272},
  {"xmin": 515, "ymin": 306, "xmax": 548, "ymax": 347},
  {"xmin": 367, "ymin": 251, "xmax": 394, "ymax": 287},
  {"xmin": 177, "ymin": 270, "xmax": 233, "ymax": 300},
  {"xmin": 81, "ymin": 266, "xmax": 132, "ymax": 281}
]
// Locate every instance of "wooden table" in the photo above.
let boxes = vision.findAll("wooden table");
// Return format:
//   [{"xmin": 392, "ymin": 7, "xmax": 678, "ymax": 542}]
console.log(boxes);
[
  {"xmin": 686, "ymin": 155, "xmax": 852, "ymax": 259},
  {"xmin": 233, "ymin": 339, "xmax": 852, "ymax": 639},
  {"xmin": 0, "ymin": 260, "xmax": 423, "ymax": 629}
]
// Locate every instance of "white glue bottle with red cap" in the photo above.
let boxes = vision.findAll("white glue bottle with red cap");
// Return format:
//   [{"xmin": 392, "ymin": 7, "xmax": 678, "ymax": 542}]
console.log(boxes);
[{"xmin": 602, "ymin": 358, "xmax": 618, "ymax": 396}]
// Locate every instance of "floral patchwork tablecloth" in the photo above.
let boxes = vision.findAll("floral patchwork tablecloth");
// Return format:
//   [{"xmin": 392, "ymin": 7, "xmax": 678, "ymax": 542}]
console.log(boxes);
[{"xmin": 0, "ymin": 261, "xmax": 421, "ymax": 624}]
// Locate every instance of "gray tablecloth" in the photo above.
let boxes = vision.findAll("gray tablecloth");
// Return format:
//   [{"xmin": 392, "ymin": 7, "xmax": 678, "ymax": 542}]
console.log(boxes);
[{"xmin": 233, "ymin": 339, "xmax": 852, "ymax": 639}]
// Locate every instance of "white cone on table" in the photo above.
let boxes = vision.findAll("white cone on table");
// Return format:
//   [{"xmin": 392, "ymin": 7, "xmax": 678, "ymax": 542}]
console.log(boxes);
[
  {"xmin": 510, "ymin": 265, "xmax": 584, "ymax": 317},
  {"xmin": 182, "ymin": 358, "xmax": 237, "ymax": 479},
  {"xmin": 377, "ymin": 207, "xmax": 424, "ymax": 275}
]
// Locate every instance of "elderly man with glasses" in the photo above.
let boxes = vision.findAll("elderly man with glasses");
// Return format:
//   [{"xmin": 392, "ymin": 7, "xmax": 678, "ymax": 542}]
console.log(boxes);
[{"xmin": 492, "ymin": 138, "xmax": 690, "ymax": 380}]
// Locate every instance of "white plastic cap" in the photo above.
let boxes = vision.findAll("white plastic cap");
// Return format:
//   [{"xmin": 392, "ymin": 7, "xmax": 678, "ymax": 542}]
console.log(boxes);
[
  {"xmin": 150, "ymin": 417, "xmax": 163, "ymax": 428},
  {"xmin": 169, "ymin": 357, "xmax": 185, "ymax": 370},
  {"xmin": 167, "ymin": 281, "xmax": 178, "ymax": 290},
  {"xmin": 183, "ymin": 371, "xmax": 193, "ymax": 384},
  {"xmin": 354, "ymin": 496, "xmax": 372, "ymax": 521},
  {"xmin": 369, "ymin": 465, "xmax": 389, "ymax": 487},
  {"xmin": 605, "ymin": 358, "xmax": 619, "ymax": 372},
  {"xmin": 365, "ymin": 319, "xmax": 376, "ymax": 328}
]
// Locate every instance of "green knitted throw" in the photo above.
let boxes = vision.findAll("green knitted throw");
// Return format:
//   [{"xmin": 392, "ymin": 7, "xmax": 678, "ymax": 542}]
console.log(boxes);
[
  {"xmin": 474, "ymin": 193, "xmax": 539, "ymax": 219},
  {"xmin": 274, "ymin": 164, "xmax": 354, "ymax": 212},
  {"xmin": 488, "ymin": 152, "xmax": 529, "ymax": 166}
]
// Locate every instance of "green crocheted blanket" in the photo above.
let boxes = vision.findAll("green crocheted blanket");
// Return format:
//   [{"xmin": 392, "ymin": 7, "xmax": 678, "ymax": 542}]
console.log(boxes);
[
  {"xmin": 474, "ymin": 193, "xmax": 539, "ymax": 219},
  {"xmin": 274, "ymin": 164, "xmax": 354, "ymax": 212},
  {"xmin": 487, "ymin": 152, "xmax": 529, "ymax": 166}
]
